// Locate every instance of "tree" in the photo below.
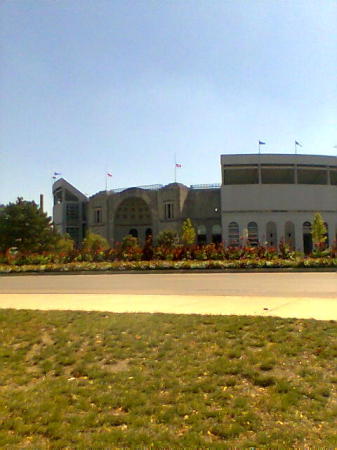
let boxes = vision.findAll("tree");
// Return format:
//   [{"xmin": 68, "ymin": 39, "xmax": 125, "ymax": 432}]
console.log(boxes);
[
  {"xmin": 312, "ymin": 213, "xmax": 327, "ymax": 250},
  {"xmin": 181, "ymin": 218, "xmax": 196, "ymax": 245},
  {"xmin": 0, "ymin": 198, "xmax": 59, "ymax": 252},
  {"xmin": 81, "ymin": 232, "xmax": 109, "ymax": 252}
]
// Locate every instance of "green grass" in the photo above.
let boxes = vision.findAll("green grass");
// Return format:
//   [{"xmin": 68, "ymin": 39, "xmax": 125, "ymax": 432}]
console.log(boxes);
[{"xmin": 0, "ymin": 310, "xmax": 336, "ymax": 447}]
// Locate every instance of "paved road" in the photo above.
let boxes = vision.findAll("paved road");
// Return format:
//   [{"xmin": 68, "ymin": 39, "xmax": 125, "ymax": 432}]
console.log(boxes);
[
  {"xmin": 0, "ymin": 272, "xmax": 336, "ymax": 297},
  {"xmin": 1, "ymin": 272, "xmax": 336, "ymax": 320}
]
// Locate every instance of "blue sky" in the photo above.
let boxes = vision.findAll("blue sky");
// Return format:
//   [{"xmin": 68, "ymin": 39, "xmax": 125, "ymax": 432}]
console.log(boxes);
[{"xmin": 1, "ymin": 0, "xmax": 336, "ymax": 217}]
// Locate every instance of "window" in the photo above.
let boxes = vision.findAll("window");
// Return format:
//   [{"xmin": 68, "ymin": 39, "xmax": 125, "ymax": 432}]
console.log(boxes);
[
  {"xmin": 94, "ymin": 208, "xmax": 102, "ymax": 224},
  {"xmin": 66, "ymin": 204, "xmax": 79, "ymax": 220},
  {"xmin": 297, "ymin": 168, "xmax": 328, "ymax": 185},
  {"xmin": 228, "ymin": 222, "xmax": 239, "ymax": 246},
  {"xmin": 223, "ymin": 167, "xmax": 259, "ymax": 184},
  {"xmin": 248, "ymin": 222, "xmax": 258, "ymax": 246},
  {"xmin": 65, "ymin": 189, "xmax": 79, "ymax": 201},
  {"xmin": 261, "ymin": 167, "xmax": 295, "ymax": 184},
  {"xmin": 330, "ymin": 168, "xmax": 337, "ymax": 185},
  {"xmin": 164, "ymin": 202, "xmax": 174, "ymax": 219}
]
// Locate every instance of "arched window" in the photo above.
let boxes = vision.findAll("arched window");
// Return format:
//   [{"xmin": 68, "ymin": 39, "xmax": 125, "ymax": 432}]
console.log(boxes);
[
  {"xmin": 285, "ymin": 221, "xmax": 295, "ymax": 249},
  {"xmin": 115, "ymin": 198, "xmax": 151, "ymax": 226},
  {"xmin": 228, "ymin": 222, "xmax": 239, "ymax": 246},
  {"xmin": 248, "ymin": 222, "xmax": 258, "ymax": 246},
  {"xmin": 266, "ymin": 222, "xmax": 277, "ymax": 247},
  {"xmin": 212, "ymin": 224, "xmax": 222, "ymax": 244},
  {"xmin": 303, "ymin": 222, "xmax": 312, "ymax": 255},
  {"xmin": 197, "ymin": 225, "xmax": 207, "ymax": 245}
]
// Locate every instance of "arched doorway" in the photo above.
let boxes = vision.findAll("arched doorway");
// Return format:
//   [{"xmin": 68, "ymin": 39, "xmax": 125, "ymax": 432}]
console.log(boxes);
[
  {"xmin": 266, "ymin": 221, "xmax": 277, "ymax": 247},
  {"xmin": 248, "ymin": 222, "xmax": 258, "ymax": 246},
  {"xmin": 197, "ymin": 225, "xmax": 207, "ymax": 245},
  {"xmin": 228, "ymin": 222, "xmax": 239, "ymax": 246},
  {"xmin": 114, "ymin": 197, "xmax": 152, "ymax": 244},
  {"xmin": 303, "ymin": 221, "xmax": 312, "ymax": 255},
  {"xmin": 129, "ymin": 228, "xmax": 138, "ymax": 238},
  {"xmin": 285, "ymin": 221, "xmax": 295, "ymax": 249},
  {"xmin": 212, "ymin": 224, "xmax": 222, "ymax": 244},
  {"xmin": 145, "ymin": 228, "xmax": 153, "ymax": 243}
]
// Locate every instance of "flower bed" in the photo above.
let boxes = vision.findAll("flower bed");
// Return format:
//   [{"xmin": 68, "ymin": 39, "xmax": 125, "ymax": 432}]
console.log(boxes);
[{"xmin": 0, "ymin": 257, "xmax": 336, "ymax": 274}]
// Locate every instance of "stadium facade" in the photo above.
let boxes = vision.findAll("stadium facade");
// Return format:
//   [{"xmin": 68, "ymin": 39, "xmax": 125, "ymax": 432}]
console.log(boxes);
[{"xmin": 53, "ymin": 154, "xmax": 337, "ymax": 254}]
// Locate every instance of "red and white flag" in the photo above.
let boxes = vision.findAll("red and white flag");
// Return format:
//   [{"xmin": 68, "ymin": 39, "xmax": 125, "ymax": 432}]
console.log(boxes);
[
  {"xmin": 107, "ymin": 172, "xmax": 112, "ymax": 177},
  {"xmin": 175, "ymin": 163, "xmax": 182, "ymax": 168}
]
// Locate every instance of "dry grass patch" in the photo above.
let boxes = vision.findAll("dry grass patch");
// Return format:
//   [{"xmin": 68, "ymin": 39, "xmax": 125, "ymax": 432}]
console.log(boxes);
[{"xmin": 0, "ymin": 310, "xmax": 336, "ymax": 447}]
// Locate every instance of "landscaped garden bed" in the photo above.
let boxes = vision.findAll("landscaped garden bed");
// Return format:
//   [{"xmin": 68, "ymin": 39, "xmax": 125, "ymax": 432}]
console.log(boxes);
[
  {"xmin": 0, "ymin": 256, "xmax": 336, "ymax": 274},
  {"xmin": 1, "ymin": 206, "xmax": 336, "ymax": 273}
]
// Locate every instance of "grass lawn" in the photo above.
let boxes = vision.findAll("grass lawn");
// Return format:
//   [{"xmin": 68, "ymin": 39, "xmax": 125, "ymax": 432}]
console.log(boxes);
[{"xmin": 0, "ymin": 310, "xmax": 336, "ymax": 448}]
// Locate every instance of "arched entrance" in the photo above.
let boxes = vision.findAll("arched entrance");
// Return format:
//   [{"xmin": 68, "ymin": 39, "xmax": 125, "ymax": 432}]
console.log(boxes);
[
  {"xmin": 228, "ymin": 222, "xmax": 239, "ymax": 246},
  {"xmin": 266, "ymin": 221, "xmax": 277, "ymax": 247},
  {"xmin": 197, "ymin": 225, "xmax": 207, "ymax": 245},
  {"xmin": 129, "ymin": 228, "xmax": 138, "ymax": 238},
  {"xmin": 303, "ymin": 221, "xmax": 312, "ymax": 255},
  {"xmin": 248, "ymin": 222, "xmax": 258, "ymax": 246},
  {"xmin": 285, "ymin": 221, "xmax": 295, "ymax": 249},
  {"xmin": 114, "ymin": 197, "xmax": 152, "ymax": 244},
  {"xmin": 212, "ymin": 224, "xmax": 222, "ymax": 244}
]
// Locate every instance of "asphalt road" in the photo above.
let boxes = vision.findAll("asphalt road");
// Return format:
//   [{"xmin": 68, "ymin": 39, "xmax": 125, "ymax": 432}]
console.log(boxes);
[{"xmin": 1, "ymin": 272, "xmax": 336, "ymax": 298}]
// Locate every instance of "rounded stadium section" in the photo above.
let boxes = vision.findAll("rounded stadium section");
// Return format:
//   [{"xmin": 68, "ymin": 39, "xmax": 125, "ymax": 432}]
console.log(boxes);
[{"xmin": 220, "ymin": 154, "xmax": 337, "ymax": 254}]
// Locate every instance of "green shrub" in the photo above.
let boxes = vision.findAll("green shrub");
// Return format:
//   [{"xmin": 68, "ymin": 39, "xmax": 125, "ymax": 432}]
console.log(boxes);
[
  {"xmin": 121, "ymin": 235, "xmax": 139, "ymax": 250},
  {"xmin": 156, "ymin": 230, "xmax": 179, "ymax": 248},
  {"xmin": 55, "ymin": 234, "xmax": 75, "ymax": 253},
  {"xmin": 81, "ymin": 232, "xmax": 109, "ymax": 252}
]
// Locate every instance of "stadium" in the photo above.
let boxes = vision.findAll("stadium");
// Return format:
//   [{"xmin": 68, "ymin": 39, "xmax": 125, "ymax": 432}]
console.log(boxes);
[{"xmin": 53, "ymin": 153, "xmax": 337, "ymax": 254}]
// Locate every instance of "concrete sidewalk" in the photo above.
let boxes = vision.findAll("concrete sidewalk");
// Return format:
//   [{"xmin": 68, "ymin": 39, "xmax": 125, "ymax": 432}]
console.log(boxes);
[{"xmin": 0, "ymin": 294, "xmax": 336, "ymax": 320}]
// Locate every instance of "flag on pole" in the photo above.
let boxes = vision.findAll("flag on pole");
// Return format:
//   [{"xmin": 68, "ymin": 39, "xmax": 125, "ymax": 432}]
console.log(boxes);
[
  {"xmin": 175, "ymin": 163, "xmax": 182, "ymax": 168},
  {"xmin": 54, "ymin": 172, "xmax": 62, "ymax": 176},
  {"xmin": 258, "ymin": 140, "xmax": 266, "ymax": 154},
  {"xmin": 294, "ymin": 140, "xmax": 303, "ymax": 154},
  {"xmin": 107, "ymin": 172, "xmax": 112, "ymax": 177}
]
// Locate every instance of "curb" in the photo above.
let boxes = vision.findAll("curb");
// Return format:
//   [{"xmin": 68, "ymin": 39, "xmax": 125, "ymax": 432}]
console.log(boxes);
[{"xmin": 1, "ymin": 267, "xmax": 336, "ymax": 276}]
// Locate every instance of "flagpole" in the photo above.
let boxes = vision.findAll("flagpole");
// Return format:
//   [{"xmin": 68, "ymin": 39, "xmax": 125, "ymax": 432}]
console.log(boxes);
[
  {"xmin": 295, "ymin": 141, "xmax": 297, "ymax": 154},
  {"xmin": 105, "ymin": 173, "xmax": 108, "ymax": 192},
  {"xmin": 258, "ymin": 141, "xmax": 260, "ymax": 154},
  {"xmin": 174, "ymin": 154, "xmax": 177, "ymax": 183}
]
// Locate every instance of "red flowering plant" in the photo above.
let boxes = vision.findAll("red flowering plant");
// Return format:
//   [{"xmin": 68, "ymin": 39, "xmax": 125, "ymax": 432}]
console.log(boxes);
[{"xmin": 115, "ymin": 235, "xmax": 143, "ymax": 261}]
